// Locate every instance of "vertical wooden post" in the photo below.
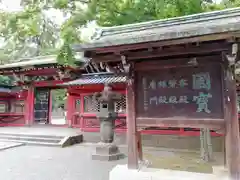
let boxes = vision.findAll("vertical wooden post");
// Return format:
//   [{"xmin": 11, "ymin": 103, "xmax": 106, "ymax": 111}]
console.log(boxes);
[
  {"xmin": 48, "ymin": 90, "xmax": 52, "ymax": 124},
  {"xmin": 137, "ymin": 131, "xmax": 143, "ymax": 161},
  {"xmin": 206, "ymin": 128, "xmax": 213, "ymax": 161},
  {"xmin": 80, "ymin": 94, "xmax": 85, "ymax": 129},
  {"xmin": 66, "ymin": 92, "xmax": 74, "ymax": 127},
  {"xmin": 126, "ymin": 72, "xmax": 138, "ymax": 169},
  {"xmin": 25, "ymin": 86, "xmax": 34, "ymax": 126},
  {"xmin": 200, "ymin": 128, "xmax": 213, "ymax": 162},
  {"xmin": 200, "ymin": 128, "xmax": 205, "ymax": 160},
  {"xmin": 225, "ymin": 67, "xmax": 240, "ymax": 179}
]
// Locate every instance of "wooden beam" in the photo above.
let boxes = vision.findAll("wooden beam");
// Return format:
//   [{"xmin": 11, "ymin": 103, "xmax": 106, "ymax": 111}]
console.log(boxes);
[
  {"xmin": 126, "ymin": 66, "xmax": 138, "ymax": 169},
  {"xmin": 136, "ymin": 117, "xmax": 224, "ymax": 129},
  {"xmin": 225, "ymin": 67, "xmax": 240, "ymax": 179},
  {"xmin": 91, "ymin": 42, "xmax": 230, "ymax": 63},
  {"xmin": 135, "ymin": 55, "xmax": 222, "ymax": 71}
]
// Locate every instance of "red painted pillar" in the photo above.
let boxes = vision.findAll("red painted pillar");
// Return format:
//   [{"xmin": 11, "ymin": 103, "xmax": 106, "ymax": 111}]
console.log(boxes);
[
  {"xmin": 80, "ymin": 94, "xmax": 84, "ymax": 130},
  {"xmin": 25, "ymin": 86, "xmax": 34, "ymax": 126},
  {"xmin": 66, "ymin": 92, "xmax": 74, "ymax": 127},
  {"xmin": 48, "ymin": 90, "xmax": 52, "ymax": 124}
]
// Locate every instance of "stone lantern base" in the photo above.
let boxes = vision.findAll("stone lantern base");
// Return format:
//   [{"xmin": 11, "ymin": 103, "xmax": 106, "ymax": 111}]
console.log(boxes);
[{"xmin": 92, "ymin": 142, "xmax": 125, "ymax": 161}]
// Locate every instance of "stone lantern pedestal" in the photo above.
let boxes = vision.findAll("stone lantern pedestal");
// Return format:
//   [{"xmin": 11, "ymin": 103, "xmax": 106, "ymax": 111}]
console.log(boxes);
[
  {"xmin": 91, "ymin": 84, "xmax": 124, "ymax": 161},
  {"xmin": 92, "ymin": 142, "xmax": 124, "ymax": 161}
]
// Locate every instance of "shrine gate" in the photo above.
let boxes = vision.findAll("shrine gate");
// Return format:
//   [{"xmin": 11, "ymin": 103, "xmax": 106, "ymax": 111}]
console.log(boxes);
[
  {"xmin": 0, "ymin": 55, "xmax": 84, "ymax": 126},
  {"xmin": 72, "ymin": 7, "xmax": 240, "ymax": 180}
]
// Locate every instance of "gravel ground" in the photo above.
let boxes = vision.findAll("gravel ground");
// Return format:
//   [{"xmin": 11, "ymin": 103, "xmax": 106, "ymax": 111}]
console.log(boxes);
[{"xmin": 0, "ymin": 145, "xmax": 127, "ymax": 180}]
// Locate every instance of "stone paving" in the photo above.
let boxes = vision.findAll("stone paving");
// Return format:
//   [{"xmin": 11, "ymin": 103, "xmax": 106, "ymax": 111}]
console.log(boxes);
[
  {"xmin": 0, "ymin": 144, "xmax": 127, "ymax": 180},
  {"xmin": 0, "ymin": 126, "xmax": 82, "ymax": 136},
  {"xmin": 0, "ymin": 141, "xmax": 24, "ymax": 151}
]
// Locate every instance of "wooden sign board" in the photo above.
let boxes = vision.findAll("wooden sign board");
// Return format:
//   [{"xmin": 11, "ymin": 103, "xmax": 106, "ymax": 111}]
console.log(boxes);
[{"xmin": 136, "ymin": 64, "xmax": 224, "ymax": 128}]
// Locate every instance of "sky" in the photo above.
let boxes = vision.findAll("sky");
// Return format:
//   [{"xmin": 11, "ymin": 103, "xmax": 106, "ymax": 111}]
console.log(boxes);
[{"xmin": 0, "ymin": 0, "xmax": 22, "ymax": 11}]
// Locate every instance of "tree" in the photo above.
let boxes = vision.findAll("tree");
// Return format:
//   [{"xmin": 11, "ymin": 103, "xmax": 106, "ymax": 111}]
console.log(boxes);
[
  {"xmin": 0, "ymin": 0, "xmax": 226, "ymax": 86},
  {"xmin": 0, "ymin": 0, "xmax": 61, "ymax": 63},
  {"xmin": 0, "ymin": 0, "xmax": 223, "ymax": 66},
  {"xmin": 56, "ymin": 0, "xmax": 222, "ymax": 65},
  {"xmin": 51, "ymin": 89, "xmax": 67, "ymax": 110}
]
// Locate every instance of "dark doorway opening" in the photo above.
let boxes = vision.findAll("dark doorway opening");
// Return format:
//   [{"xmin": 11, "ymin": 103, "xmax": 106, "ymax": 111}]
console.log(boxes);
[{"xmin": 34, "ymin": 88, "xmax": 50, "ymax": 124}]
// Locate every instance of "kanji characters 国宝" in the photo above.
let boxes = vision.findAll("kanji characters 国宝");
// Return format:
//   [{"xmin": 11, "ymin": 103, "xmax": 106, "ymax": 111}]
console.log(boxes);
[{"xmin": 192, "ymin": 72, "xmax": 212, "ymax": 113}]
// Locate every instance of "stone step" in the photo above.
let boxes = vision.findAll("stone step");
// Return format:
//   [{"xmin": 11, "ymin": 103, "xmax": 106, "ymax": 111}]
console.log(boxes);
[
  {"xmin": 0, "ymin": 135, "xmax": 61, "ymax": 144},
  {"xmin": 0, "ymin": 139, "xmax": 61, "ymax": 147},
  {"xmin": 0, "ymin": 132, "xmax": 64, "ymax": 139},
  {"xmin": 0, "ymin": 132, "xmax": 83, "ymax": 147}
]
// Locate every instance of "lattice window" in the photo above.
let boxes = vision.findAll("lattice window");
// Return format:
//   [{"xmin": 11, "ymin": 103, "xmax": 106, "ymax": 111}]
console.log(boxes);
[
  {"xmin": 83, "ymin": 94, "xmax": 126, "ymax": 113},
  {"xmin": 84, "ymin": 95, "xmax": 100, "ymax": 113},
  {"xmin": 0, "ymin": 101, "xmax": 7, "ymax": 113},
  {"xmin": 114, "ymin": 94, "xmax": 126, "ymax": 113},
  {"xmin": 75, "ymin": 99, "xmax": 81, "ymax": 111}
]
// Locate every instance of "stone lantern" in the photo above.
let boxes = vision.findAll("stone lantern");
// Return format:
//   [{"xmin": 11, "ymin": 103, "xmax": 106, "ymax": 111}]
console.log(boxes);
[{"xmin": 92, "ymin": 83, "xmax": 124, "ymax": 161}]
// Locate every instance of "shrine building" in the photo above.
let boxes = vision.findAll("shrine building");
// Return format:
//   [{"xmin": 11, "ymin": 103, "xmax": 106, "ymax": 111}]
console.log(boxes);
[
  {"xmin": 0, "ymin": 54, "xmax": 219, "ymax": 137},
  {"xmin": 2, "ymin": 8, "xmax": 240, "ymax": 156},
  {"xmin": 0, "ymin": 55, "xmax": 85, "ymax": 126},
  {"xmin": 70, "ymin": 6, "xmax": 240, "ymax": 179}
]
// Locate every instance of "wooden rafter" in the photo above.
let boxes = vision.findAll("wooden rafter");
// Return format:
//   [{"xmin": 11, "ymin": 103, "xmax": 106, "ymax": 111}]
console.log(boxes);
[{"xmin": 90, "ymin": 41, "xmax": 230, "ymax": 63}]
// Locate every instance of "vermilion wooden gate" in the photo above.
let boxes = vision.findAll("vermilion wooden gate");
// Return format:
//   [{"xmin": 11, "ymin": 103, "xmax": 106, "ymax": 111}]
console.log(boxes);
[{"xmin": 34, "ymin": 88, "xmax": 50, "ymax": 124}]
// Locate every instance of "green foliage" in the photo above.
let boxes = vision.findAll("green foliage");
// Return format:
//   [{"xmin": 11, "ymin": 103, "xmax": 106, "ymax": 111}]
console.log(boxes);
[
  {"xmin": 51, "ymin": 89, "xmax": 67, "ymax": 109},
  {"xmin": 75, "ymin": 0, "xmax": 211, "ymax": 27},
  {"xmin": 53, "ymin": 0, "xmax": 68, "ymax": 9},
  {"xmin": 0, "ymin": 0, "xmax": 228, "ymax": 66},
  {"xmin": 57, "ymin": 42, "xmax": 76, "ymax": 66},
  {"xmin": 221, "ymin": 0, "xmax": 240, "ymax": 7},
  {"xmin": 0, "ymin": 0, "xmax": 60, "ymax": 62},
  {"xmin": 0, "ymin": 75, "xmax": 12, "ymax": 85},
  {"xmin": 54, "ymin": 0, "xmax": 221, "ymax": 65}
]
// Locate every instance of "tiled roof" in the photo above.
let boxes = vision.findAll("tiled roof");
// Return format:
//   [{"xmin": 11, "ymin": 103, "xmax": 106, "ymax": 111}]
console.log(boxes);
[
  {"xmin": 0, "ymin": 54, "xmax": 86, "ymax": 69},
  {"xmin": 73, "ymin": 7, "xmax": 240, "ymax": 51},
  {"xmin": 0, "ymin": 55, "xmax": 57, "ymax": 69},
  {"xmin": 62, "ymin": 73, "xmax": 126, "ymax": 86}
]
